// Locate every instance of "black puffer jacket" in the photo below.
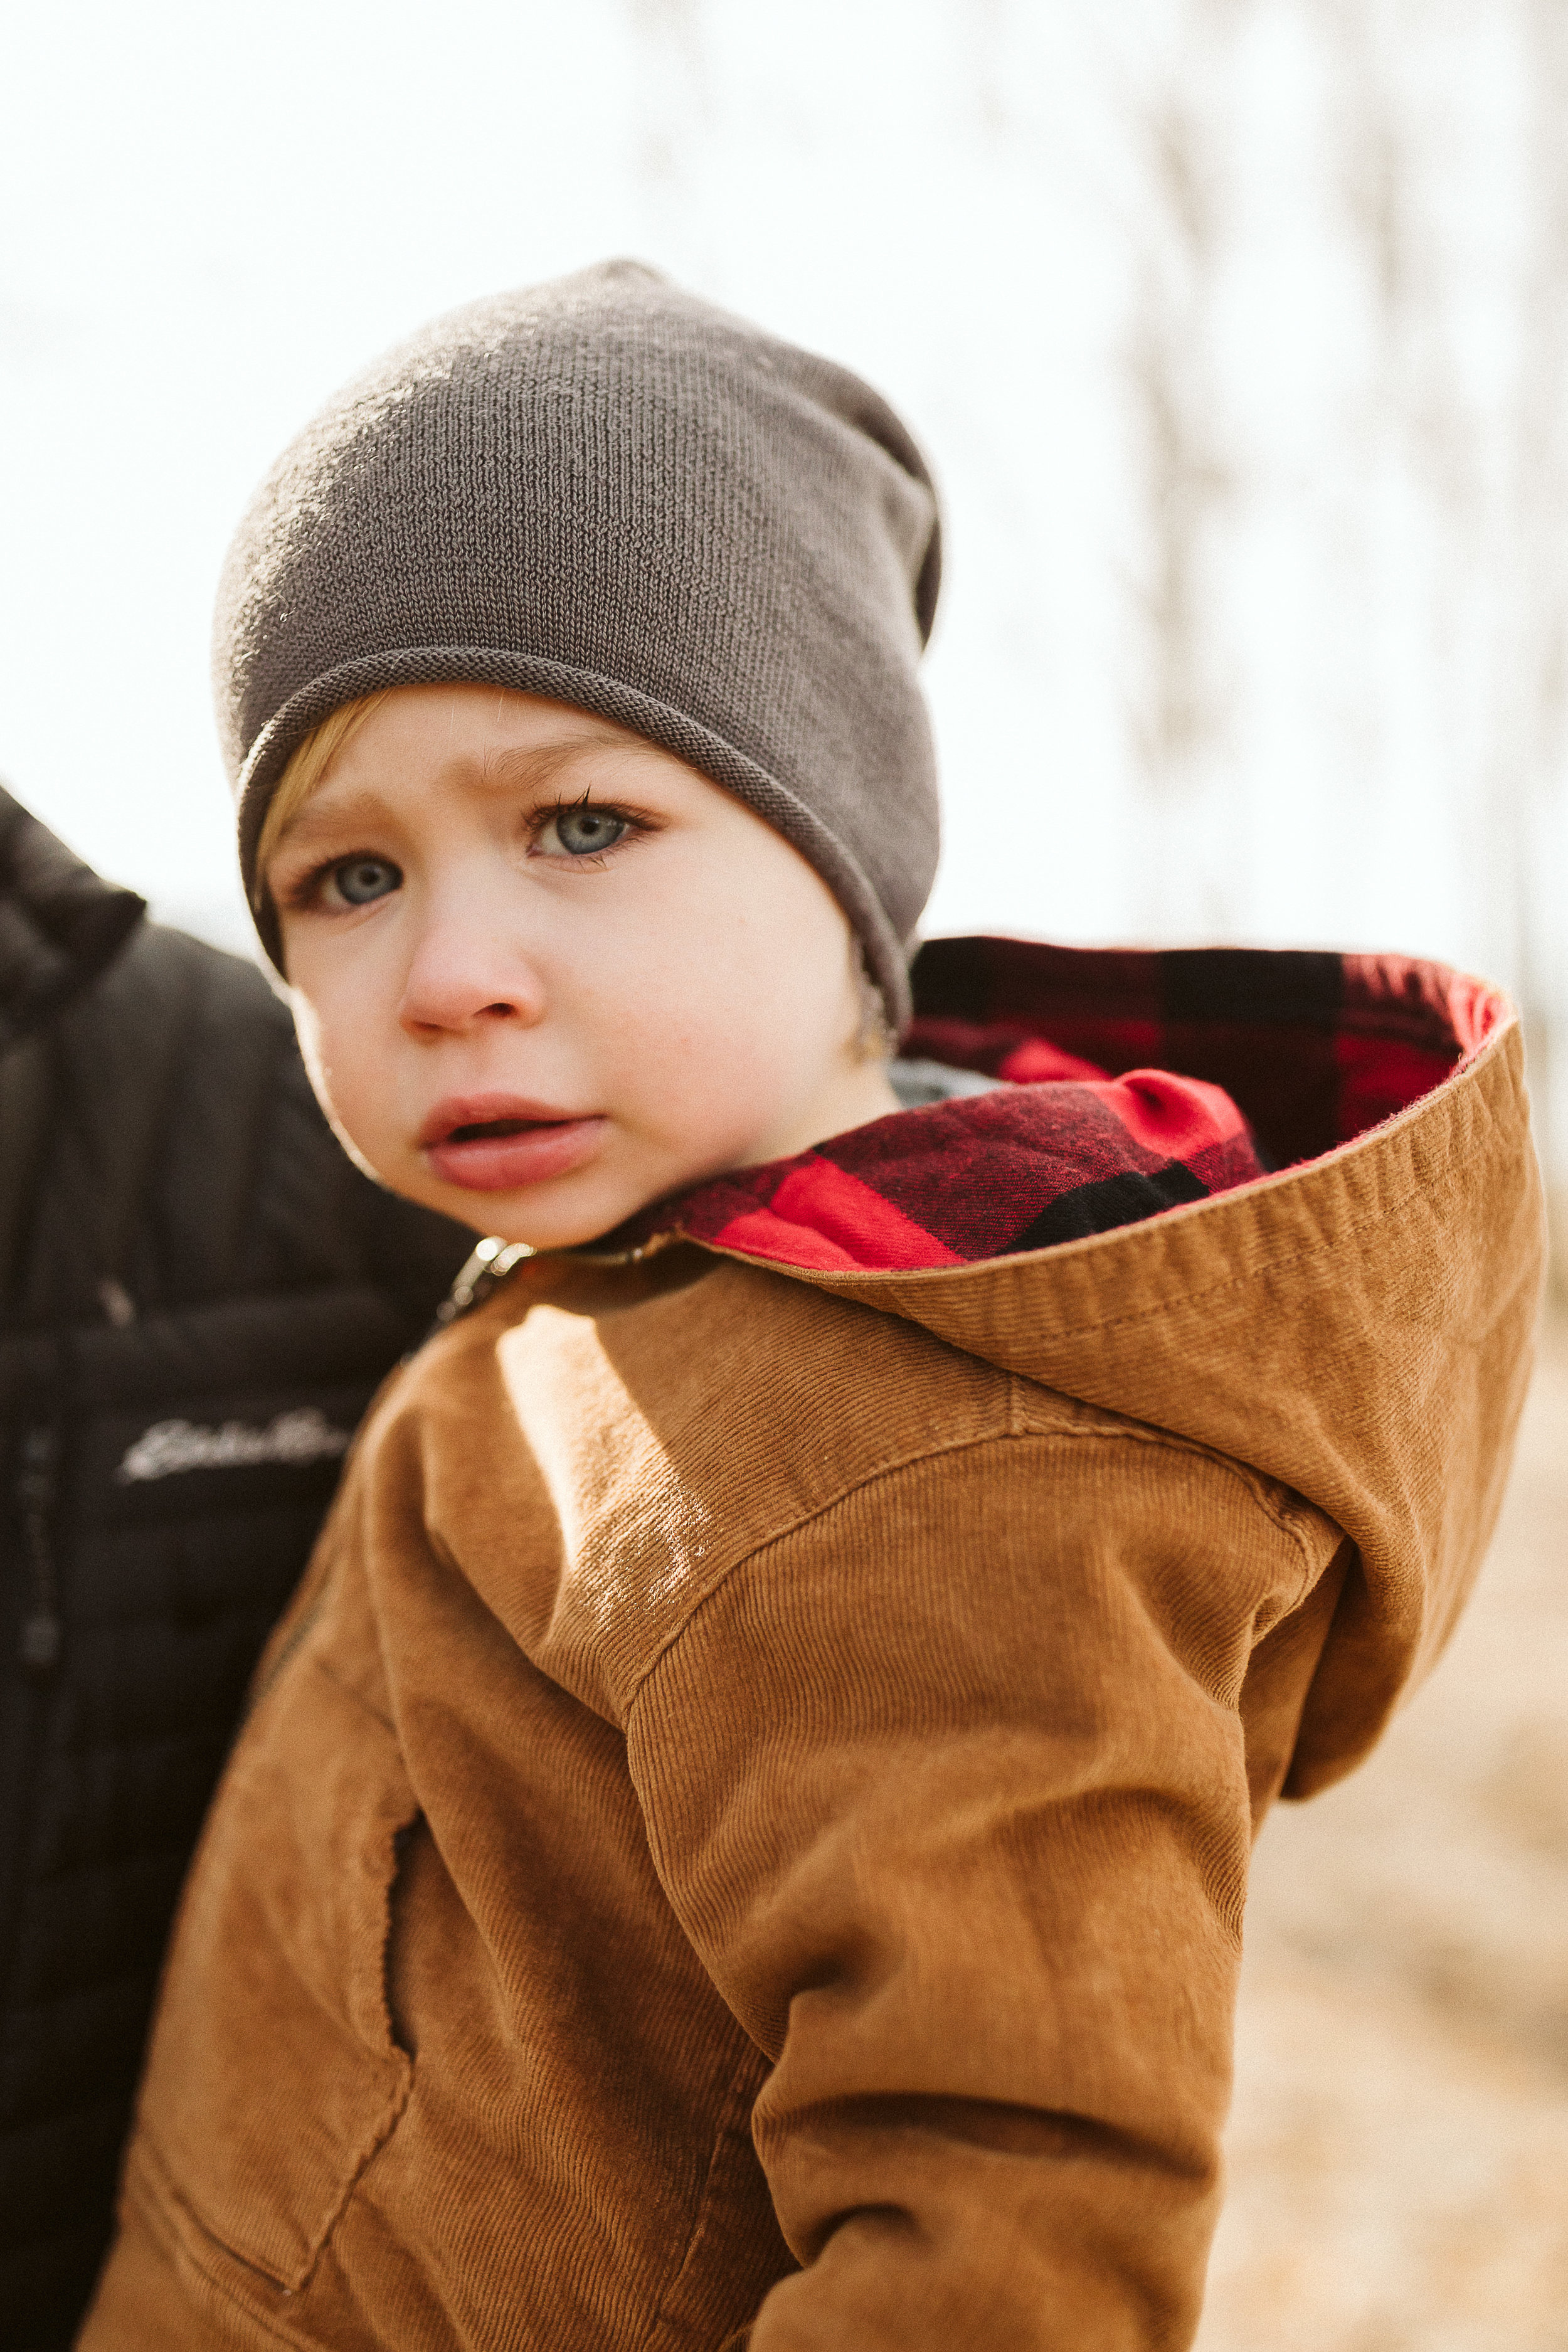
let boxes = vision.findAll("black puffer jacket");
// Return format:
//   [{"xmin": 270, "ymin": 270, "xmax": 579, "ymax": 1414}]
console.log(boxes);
[{"xmin": 0, "ymin": 791, "xmax": 470, "ymax": 2348}]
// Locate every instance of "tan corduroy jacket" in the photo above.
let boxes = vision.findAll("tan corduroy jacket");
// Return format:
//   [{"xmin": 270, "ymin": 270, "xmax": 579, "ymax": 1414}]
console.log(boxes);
[{"xmin": 83, "ymin": 961, "xmax": 1542, "ymax": 2352}]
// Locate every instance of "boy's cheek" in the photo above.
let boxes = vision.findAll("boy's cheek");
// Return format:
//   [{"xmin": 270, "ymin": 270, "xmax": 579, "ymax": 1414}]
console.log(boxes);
[
  {"xmin": 288, "ymin": 989, "xmax": 337, "ymax": 1119},
  {"xmin": 287, "ymin": 992, "xmax": 398, "ymax": 1185}
]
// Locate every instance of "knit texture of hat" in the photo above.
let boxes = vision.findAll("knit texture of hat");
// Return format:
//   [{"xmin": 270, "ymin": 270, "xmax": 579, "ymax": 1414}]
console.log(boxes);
[{"xmin": 216, "ymin": 260, "xmax": 943, "ymax": 1029}]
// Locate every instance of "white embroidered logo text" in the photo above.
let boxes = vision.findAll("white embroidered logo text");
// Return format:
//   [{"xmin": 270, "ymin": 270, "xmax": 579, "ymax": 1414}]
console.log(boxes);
[{"xmin": 115, "ymin": 1407, "xmax": 352, "ymax": 1485}]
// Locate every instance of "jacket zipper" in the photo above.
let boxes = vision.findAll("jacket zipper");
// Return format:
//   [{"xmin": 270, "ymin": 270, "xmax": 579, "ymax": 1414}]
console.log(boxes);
[
  {"xmin": 1, "ymin": 1416, "xmax": 63, "ymax": 2026},
  {"xmin": 18, "ymin": 1423, "xmax": 61, "ymax": 1677},
  {"xmin": 427, "ymin": 1225, "xmax": 686, "ymax": 1345}
]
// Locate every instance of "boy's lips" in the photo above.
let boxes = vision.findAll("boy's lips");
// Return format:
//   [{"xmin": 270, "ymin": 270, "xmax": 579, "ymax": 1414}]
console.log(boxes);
[{"xmin": 418, "ymin": 1093, "xmax": 608, "ymax": 1193}]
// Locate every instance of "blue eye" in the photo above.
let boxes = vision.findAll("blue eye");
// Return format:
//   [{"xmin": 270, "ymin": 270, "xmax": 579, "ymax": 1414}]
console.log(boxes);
[
  {"xmin": 331, "ymin": 856, "xmax": 401, "ymax": 906},
  {"xmin": 551, "ymin": 806, "xmax": 628, "ymax": 857}
]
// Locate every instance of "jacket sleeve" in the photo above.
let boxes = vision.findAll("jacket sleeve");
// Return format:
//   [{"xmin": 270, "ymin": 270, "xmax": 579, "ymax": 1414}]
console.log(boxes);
[{"xmin": 625, "ymin": 1423, "xmax": 1344, "ymax": 2351}]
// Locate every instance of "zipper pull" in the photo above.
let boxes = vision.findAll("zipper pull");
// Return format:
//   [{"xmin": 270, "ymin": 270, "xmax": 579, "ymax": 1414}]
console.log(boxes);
[
  {"xmin": 432, "ymin": 1236, "xmax": 534, "ymax": 1329},
  {"xmin": 18, "ymin": 1425, "xmax": 61, "ymax": 1678}
]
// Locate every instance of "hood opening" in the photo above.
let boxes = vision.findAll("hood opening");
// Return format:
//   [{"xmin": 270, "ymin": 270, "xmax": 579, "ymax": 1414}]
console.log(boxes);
[{"xmin": 585, "ymin": 939, "xmax": 1510, "ymax": 1278}]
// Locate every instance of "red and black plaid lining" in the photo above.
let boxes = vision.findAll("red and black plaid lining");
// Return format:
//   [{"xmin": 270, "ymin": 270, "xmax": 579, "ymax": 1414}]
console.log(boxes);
[
  {"xmin": 596, "ymin": 938, "xmax": 1507, "ymax": 1274},
  {"xmin": 908, "ymin": 938, "xmax": 1500, "ymax": 1170}
]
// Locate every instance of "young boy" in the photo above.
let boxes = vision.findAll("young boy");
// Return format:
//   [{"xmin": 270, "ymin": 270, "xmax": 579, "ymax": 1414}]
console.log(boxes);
[{"xmin": 82, "ymin": 263, "xmax": 1542, "ymax": 2351}]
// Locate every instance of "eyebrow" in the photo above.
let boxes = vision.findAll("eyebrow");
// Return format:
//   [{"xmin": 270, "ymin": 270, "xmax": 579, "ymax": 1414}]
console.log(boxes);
[
  {"xmin": 480, "ymin": 733, "xmax": 644, "ymax": 792},
  {"xmin": 267, "ymin": 786, "xmax": 389, "ymax": 857},
  {"xmin": 268, "ymin": 729, "xmax": 651, "ymax": 860}
]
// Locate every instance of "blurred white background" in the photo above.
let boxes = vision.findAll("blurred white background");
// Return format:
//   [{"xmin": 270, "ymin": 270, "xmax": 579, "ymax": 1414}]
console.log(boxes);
[{"xmin": 4, "ymin": 2, "xmax": 1565, "ymax": 1183}]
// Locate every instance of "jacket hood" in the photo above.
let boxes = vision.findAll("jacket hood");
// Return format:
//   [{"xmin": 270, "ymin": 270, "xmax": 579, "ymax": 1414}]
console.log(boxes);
[
  {"xmin": 600, "ymin": 936, "xmax": 1545, "ymax": 1794},
  {"xmin": 604, "ymin": 1051, "xmax": 1268, "ymax": 1273},
  {"xmin": 0, "ymin": 786, "xmax": 146, "ymax": 1052}
]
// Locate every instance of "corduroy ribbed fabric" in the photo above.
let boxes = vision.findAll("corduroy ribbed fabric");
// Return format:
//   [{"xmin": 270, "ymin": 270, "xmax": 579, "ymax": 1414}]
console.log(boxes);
[
  {"xmin": 80, "ymin": 942, "xmax": 1544, "ymax": 2351},
  {"xmin": 215, "ymin": 262, "xmax": 943, "ymax": 1028}
]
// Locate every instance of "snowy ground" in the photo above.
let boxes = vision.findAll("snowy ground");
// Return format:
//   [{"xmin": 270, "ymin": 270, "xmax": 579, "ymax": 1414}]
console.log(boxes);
[{"xmin": 1199, "ymin": 1310, "xmax": 1568, "ymax": 2351}]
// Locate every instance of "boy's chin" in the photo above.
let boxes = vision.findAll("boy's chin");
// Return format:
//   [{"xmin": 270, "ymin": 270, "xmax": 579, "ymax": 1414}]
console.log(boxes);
[
  {"xmin": 431, "ymin": 1172, "xmax": 671, "ymax": 1257},
  {"xmin": 395, "ymin": 1131, "xmax": 748, "ymax": 1256}
]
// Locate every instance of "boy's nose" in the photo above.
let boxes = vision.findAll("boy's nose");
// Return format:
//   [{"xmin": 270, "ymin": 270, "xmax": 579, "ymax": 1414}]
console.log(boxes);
[{"xmin": 396, "ymin": 918, "xmax": 548, "ymax": 1037}]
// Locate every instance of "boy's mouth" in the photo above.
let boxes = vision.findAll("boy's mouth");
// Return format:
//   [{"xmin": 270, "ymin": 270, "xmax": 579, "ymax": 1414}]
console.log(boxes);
[{"xmin": 418, "ymin": 1094, "xmax": 608, "ymax": 1194}]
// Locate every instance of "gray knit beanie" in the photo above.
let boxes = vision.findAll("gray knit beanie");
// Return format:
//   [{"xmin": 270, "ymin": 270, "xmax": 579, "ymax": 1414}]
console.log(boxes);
[{"xmin": 216, "ymin": 260, "xmax": 942, "ymax": 1030}]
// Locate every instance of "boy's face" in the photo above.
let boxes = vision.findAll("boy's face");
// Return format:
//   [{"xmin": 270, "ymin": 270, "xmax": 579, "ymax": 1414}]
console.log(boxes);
[{"xmin": 267, "ymin": 685, "xmax": 899, "ymax": 1249}]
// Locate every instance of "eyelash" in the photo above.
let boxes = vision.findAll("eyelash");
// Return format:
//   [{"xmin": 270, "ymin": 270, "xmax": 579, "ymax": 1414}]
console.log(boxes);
[
  {"xmin": 277, "ymin": 795, "xmax": 647, "ymax": 911},
  {"xmin": 536, "ymin": 792, "xmax": 642, "ymax": 867}
]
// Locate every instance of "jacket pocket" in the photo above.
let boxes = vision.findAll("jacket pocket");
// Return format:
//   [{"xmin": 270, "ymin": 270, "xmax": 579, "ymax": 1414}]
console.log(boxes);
[{"xmin": 134, "ymin": 1651, "xmax": 417, "ymax": 2292}]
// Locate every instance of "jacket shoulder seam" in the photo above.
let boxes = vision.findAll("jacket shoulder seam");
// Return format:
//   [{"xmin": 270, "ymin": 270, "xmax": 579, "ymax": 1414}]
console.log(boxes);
[
  {"xmin": 625, "ymin": 1420, "xmax": 1319, "ymax": 1720},
  {"xmin": 1015, "ymin": 1406, "xmax": 1332, "ymax": 1601}
]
